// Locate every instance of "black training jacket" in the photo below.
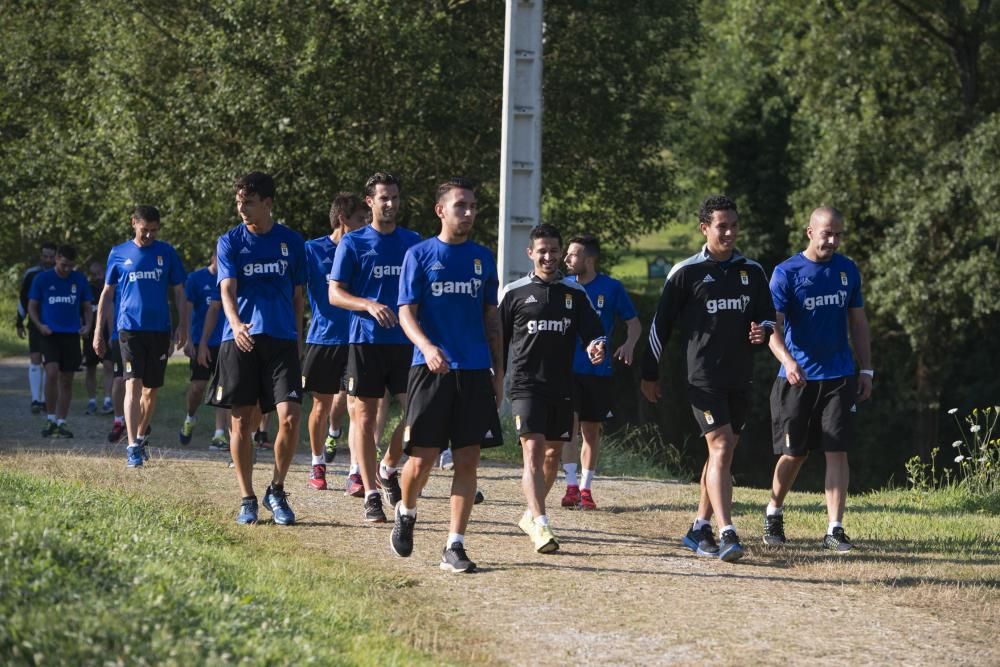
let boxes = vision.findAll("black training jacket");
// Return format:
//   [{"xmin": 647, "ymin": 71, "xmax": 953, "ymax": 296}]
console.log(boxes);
[
  {"xmin": 641, "ymin": 246, "xmax": 776, "ymax": 390},
  {"xmin": 500, "ymin": 272, "xmax": 605, "ymax": 400}
]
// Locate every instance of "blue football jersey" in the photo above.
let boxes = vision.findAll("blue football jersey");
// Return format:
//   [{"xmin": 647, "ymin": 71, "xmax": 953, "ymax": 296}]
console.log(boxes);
[
  {"xmin": 329, "ymin": 225, "xmax": 421, "ymax": 345},
  {"xmin": 185, "ymin": 267, "xmax": 223, "ymax": 347},
  {"xmin": 771, "ymin": 252, "xmax": 864, "ymax": 380},
  {"xmin": 398, "ymin": 237, "xmax": 498, "ymax": 370},
  {"xmin": 105, "ymin": 240, "xmax": 186, "ymax": 332},
  {"xmin": 570, "ymin": 274, "xmax": 638, "ymax": 376},
  {"xmin": 29, "ymin": 269, "xmax": 93, "ymax": 334},
  {"xmin": 216, "ymin": 222, "xmax": 307, "ymax": 342},
  {"xmin": 305, "ymin": 235, "xmax": 350, "ymax": 346}
]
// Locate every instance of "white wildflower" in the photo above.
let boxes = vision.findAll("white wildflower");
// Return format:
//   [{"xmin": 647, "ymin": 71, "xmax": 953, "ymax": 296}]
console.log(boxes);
[
  {"xmin": 954, "ymin": 455, "xmax": 965, "ymax": 463},
  {"xmin": 951, "ymin": 440, "xmax": 962, "ymax": 448},
  {"xmin": 970, "ymin": 425, "xmax": 982, "ymax": 433},
  {"xmin": 947, "ymin": 408, "xmax": 958, "ymax": 414}
]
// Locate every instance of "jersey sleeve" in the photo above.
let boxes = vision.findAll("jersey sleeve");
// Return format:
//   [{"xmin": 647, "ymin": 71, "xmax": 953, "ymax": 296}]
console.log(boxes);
[
  {"xmin": 769, "ymin": 265, "xmax": 790, "ymax": 314},
  {"xmin": 291, "ymin": 234, "xmax": 307, "ymax": 286},
  {"xmin": 184, "ymin": 274, "xmax": 197, "ymax": 303},
  {"xmin": 18, "ymin": 270, "xmax": 35, "ymax": 317},
  {"xmin": 104, "ymin": 251, "xmax": 120, "ymax": 286},
  {"xmin": 848, "ymin": 263, "xmax": 864, "ymax": 308},
  {"xmin": 28, "ymin": 274, "xmax": 43, "ymax": 302},
  {"xmin": 753, "ymin": 266, "xmax": 777, "ymax": 329},
  {"xmin": 329, "ymin": 236, "xmax": 356, "ymax": 285},
  {"xmin": 168, "ymin": 247, "xmax": 186, "ymax": 285},
  {"xmin": 498, "ymin": 286, "xmax": 516, "ymax": 372},
  {"xmin": 397, "ymin": 248, "xmax": 423, "ymax": 306},
  {"xmin": 484, "ymin": 254, "xmax": 499, "ymax": 306},
  {"xmin": 216, "ymin": 234, "xmax": 236, "ymax": 283},
  {"xmin": 641, "ymin": 270, "xmax": 686, "ymax": 381},
  {"xmin": 79, "ymin": 275, "xmax": 94, "ymax": 303},
  {"xmin": 615, "ymin": 281, "xmax": 638, "ymax": 320},
  {"xmin": 575, "ymin": 287, "xmax": 606, "ymax": 347}
]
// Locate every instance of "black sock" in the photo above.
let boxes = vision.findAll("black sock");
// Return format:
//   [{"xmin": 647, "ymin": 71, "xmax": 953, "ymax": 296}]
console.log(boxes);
[
  {"xmin": 242, "ymin": 495, "xmax": 257, "ymax": 502},
  {"xmin": 269, "ymin": 483, "xmax": 283, "ymax": 495}
]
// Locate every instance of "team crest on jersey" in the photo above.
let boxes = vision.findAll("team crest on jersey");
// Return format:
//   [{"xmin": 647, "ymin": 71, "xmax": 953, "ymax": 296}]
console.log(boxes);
[
  {"xmin": 597, "ymin": 294, "xmax": 605, "ymax": 308},
  {"xmin": 739, "ymin": 270, "xmax": 749, "ymax": 286},
  {"xmin": 840, "ymin": 271, "xmax": 848, "ymax": 286},
  {"xmin": 703, "ymin": 410, "xmax": 715, "ymax": 425},
  {"xmin": 280, "ymin": 243, "xmax": 288, "ymax": 257},
  {"xmin": 473, "ymin": 258, "xmax": 482, "ymax": 275},
  {"xmin": 157, "ymin": 255, "xmax": 163, "ymax": 266},
  {"xmin": 71, "ymin": 284, "xmax": 77, "ymax": 293},
  {"xmin": 564, "ymin": 294, "xmax": 573, "ymax": 309}
]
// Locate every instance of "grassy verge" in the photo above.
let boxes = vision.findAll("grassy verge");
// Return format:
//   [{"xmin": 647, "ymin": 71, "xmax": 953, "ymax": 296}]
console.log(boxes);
[
  {"xmin": 0, "ymin": 296, "xmax": 26, "ymax": 358},
  {"xmin": 0, "ymin": 469, "xmax": 445, "ymax": 666}
]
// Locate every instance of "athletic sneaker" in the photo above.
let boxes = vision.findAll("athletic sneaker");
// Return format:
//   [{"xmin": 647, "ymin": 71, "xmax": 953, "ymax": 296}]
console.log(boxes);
[
  {"xmin": 209, "ymin": 435, "xmax": 228, "ymax": 451},
  {"xmin": 364, "ymin": 493, "xmax": 387, "ymax": 523},
  {"xmin": 579, "ymin": 488, "xmax": 597, "ymax": 511},
  {"xmin": 439, "ymin": 448, "xmax": 454, "ymax": 470},
  {"xmin": 40, "ymin": 421, "xmax": 57, "ymax": 437},
  {"xmin": 53, "ymin": 423, "xmax": 73, "ymax": 439},
  {"xmin": 107, "ymin": 421, "xmax": 126, "ymax": 444},
  {"xmin": 518, "ymin": 510, "xmax": 559, "ymax": 554},
  {"xmin": 390, "ymin": 504, "xmax": 416, "ymax": 557},
  {"xmin": 682, "ymin": 524, "xmax": 720, "ymax": 556},
  {"xmin": 85, "ymin": 399, "xmax": 97, "ymax": 415},
  {"xmin": 822, "ymin": 527, "xmax": 853, "ymax": 552},
  {"xmin": 440, "ymin": 542, "xmax": 476, "ymax": 573},
  {"xmin": 126, "ymin": 445, "xmax": 144, "ymax": 468},
  {"xmin": 561, "ymin": 484, "xmax": 581, "ymax": 508},
  {"xmin": 262, "ymin": 485, "xmax": 295, "ymax": 525},
  {"xmin": 254, "ymin": 430, "xmax": 272, "ymax": 450},
  {"xmin": 379, "ymin": 470, "xmax": 402, "ymax": 508},
  {"xmin": 718, "ymin": 529, "xmax": 745, "ymax": 563},
  {"xmin": 101, "ymin": 397, "xmax": 113, "ymax": 415},
  {"xmin": 763, "ymin": 513, "xmax": 786, "ymax": 545},
  {"xmin": 474, "ymin": 489, "xmax": 485, "ymax": 505},
  {"xmin": 308, "ymin": 464, "xmax": 328, "ymax": 491},
  {"xmin": 324, "ymin": 433, "xmax": 337, "ymax": 464},
  {"xmin": 179, "ymin": 419, "xmax": 194, "ymax": 445},
  {"xmin": 345, "ymin": 473, "xmax": 364, "ymax": 498},
  {"xmin": 31, "ymin": 400, "xmax": 43, "ymax": 414},
  {"xmin": 236, "ymin": 497, "xmax": 258, "ymax": 525}
]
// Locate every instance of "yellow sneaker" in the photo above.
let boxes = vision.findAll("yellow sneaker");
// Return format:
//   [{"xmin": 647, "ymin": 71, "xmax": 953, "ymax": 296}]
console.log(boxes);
[
  {"xmin": 518, "ymin": 510, "xmax": 534, "ymax": 536},
  {"xmin": 534, "ymin": 524, "xmax": 559, "ymax": 554}
]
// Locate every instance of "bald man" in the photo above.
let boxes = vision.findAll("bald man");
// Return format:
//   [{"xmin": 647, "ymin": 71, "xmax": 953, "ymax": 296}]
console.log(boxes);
[{"xmin": 764, "ymin": 207, "xmax": 872, "ymax": 552}]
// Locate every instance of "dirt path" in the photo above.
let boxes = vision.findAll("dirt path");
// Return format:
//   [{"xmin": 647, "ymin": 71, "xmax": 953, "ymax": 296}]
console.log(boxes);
[{"xmin": 1, "ymin": 357, "xmax": 997, "ymax": 665}]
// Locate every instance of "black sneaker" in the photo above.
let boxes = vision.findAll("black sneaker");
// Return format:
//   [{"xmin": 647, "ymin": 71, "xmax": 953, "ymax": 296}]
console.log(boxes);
[
  {"xmin": 364, "ymin": 493, "xmax": 387, "ymax": 523},
  {"xmin": 474, "ymin": 489, "xmax": 485, "ymax": 505},
  {"xmin": 53, "ymin": 423, "xmax": 74, "ymax": 439},
  {"xmin": 390, "ymin": 505, "xmax": 416, "ymax": 557},
  {"xmin": 763, "ymin": 513, "xmax": 786, "ymax": 545},
  {"xmin": 440, "ymin": 542, "xmax": 476, "ymax": 573},
  {"xmin": 40, "ymin": 421, "xmax": 57, "ymax": 437},
  {"xmin": 681, "ymin": 524, "xmax": 719, "ymax": 556},
  {"xmin": 718, "ymin": 529, "xmax": 746, "ymax": 563},
  {"xmin": 379, "ymin": 470, "xmax": 402, "ymax": 509},
  {"xmin": 822, "ymin": 527, "xmax": 853, "ymax": 552}
]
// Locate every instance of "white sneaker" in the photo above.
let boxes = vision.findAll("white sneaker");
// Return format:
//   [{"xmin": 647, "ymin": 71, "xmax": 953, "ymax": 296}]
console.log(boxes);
[{"xmin": 439, "ymin": 448, "xmax": 454, "ymax": 470}]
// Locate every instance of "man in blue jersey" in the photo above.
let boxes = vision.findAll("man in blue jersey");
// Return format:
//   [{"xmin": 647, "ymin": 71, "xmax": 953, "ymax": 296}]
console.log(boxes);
[
  {"xmin": 94, "ymin": 206, "xmax": 187, "ymax": 467},
  {"xmin": 28, "ymin": 245, "xmax": 93, "ymax": 438},
  {"xmin": 329, "ymin": 172, "xmax": 421, "ymax": 523},
  {"xmin": 214, "ymin": 171, "xmax": 307, "ymax": 526},
  {"xmin": 16, "ymin": 242, "xmax": 57, "ymax": 413},
  {"xmin": 764, "ymin": 207, "xmax": 872, "ymax": 552},
  {"xmin": 303, "ymin": 193, "xmax": 368, "ymax": 491},
  {"xmin": 389, "ymin": 178, "xmax": 503, "ymax": 573},
  {"xmin": 178, "ymin": 250, "xmax": 229, "ymax": 450},
  {"xmin": 561, "ymin": 235, "xmax": 641, "ymax": 510}
]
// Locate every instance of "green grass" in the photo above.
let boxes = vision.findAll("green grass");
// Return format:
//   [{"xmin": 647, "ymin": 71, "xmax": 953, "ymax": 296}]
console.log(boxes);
[
  {"xmin": 0, "ymin": 296, "xmax": 26, "ymax": 358},
  {"xmin": 0, "ymin": 469, "xmax": 441, "ymax": 666},
  {"xmin": 608, "ymin": 222, "xmax": 703, "ymax": 295}
]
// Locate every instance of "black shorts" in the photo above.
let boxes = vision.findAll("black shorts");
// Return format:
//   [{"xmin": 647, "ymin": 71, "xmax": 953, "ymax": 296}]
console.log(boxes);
[
  {"xmin": 27, "ymin": 321, "xmax": 41, "ymax": 355},
  {"xmin": 211, "ymin": 335, "xmax": 303, "ymax": 413},
  {"xmin": 40, "ymin": 333, "xmax": 83, "ymax": 373},
  {"xmin": 770, "ymin": 376, "xmax": 856, "ymax": 456},
  {"xmin": 302, "ymin": 343, "xmax": 349, "ymax": 395},
  {"xmin": 402, "ymin": 365, "xmax": 502, "ymax": 453},
  {"xmin": 119, "ymin": 330, "xmax": 171, "ymax": 388},
  {"xmin": 108, "ymin": 339, "xmax": 124, "ymax": 377},
  {"xmin": 345, "ymin": 344, "xmax": 412, "ymax": 398},
  {"xmin": 82, "ymin": 327, "xmax": 100, "ymax": 367},
  {"xmin": 687, "ymin": 385, "xmax": 749, "ymax": 436},
  {"xmin": 189, "ymin": 345, "xmax": 220, "ymax": 382},
  {"xmin": 573, "ymin": 374, "xmax": 614, "ymax": 423},
  {"xmin": 511, "ymin": 395, "xmax": 575, "ymax": 442}
]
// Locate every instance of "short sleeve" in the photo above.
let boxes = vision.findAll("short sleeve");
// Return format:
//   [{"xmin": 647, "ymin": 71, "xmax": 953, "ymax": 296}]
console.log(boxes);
[
  {"xmin": 848, "ymin": 264, "xmax": 864, "ymax": 308},
  {"xmin": 770, "ymin": 266, "xmax": 790, "ymax": 314},
  {"xmin": 184, "ymin": 274, "xmax": 197, "ymax": 303},
  {"xmin": 28, "ymin": 275, "xmax": 43, "ymax": 301},
  {"xmin": 80, "ymin": 275, "xmax": 94, "ymax": 302},
  {"xmin": 168, "ymin": 247, "xmax": 186, "ymax": 285},
  {"xmin": 104, "ymin": 251, "xmax": 120, "ymax": 286},
  {"xmin": 216, "ymin": 234, "xmax": 236, "ymax": 282},
  {"xmin": 291, "ymin": 234, "xmax": 307, "ymax": 286},
  {"xmin": 330, "ymin": 236, "xmax": 356, "ymax": 284},
  {"xmin": 397, "ymin": 248, "xmax": 424, "ymax": 306},
  {"xmin": 483, "ymin": 253, "xmax": 499, "ymax": 306},
  {"xmin": 614, "ymin": 281, "xmax": 637, "ymax": 320}
]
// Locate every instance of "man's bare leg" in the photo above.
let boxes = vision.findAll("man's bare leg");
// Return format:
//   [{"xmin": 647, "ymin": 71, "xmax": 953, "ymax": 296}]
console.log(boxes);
[{"xmin": 230, "ymin": 404, "xmax": 260, "ymax": 498}]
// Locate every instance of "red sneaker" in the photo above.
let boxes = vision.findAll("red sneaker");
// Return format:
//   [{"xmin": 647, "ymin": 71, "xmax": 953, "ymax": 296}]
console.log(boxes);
[
  {"xmin": 579, "ymin": 488, "xmax": 597, "ymax": 510},
  {"xmin": 345, "ymin": 473, "xmax": 364, "ymax": 498},
  {"xmin": 561, "ymin": 484, "xmax": 581, "ymax": 508},
  {"xmin": 308, "ymin": 464, "xmax": 328, "ymax": 490},
  {"xmin": 107, "ymin": 421, "xmax": 126, "ymax": 444}
]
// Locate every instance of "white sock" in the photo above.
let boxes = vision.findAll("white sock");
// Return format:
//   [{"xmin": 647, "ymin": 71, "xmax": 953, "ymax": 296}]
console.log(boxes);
[
  {"xmin": 828, "ymin": 521, "xmax": 843, "ymax": 535},
  {"xmin": 329, "ymin": 427, "xmax": 341, "ymax": 438},
  {"xmin": 103, "ymin": 395, "xmax": 112, "ymax": 404},
  {"xmin": 719, "ymin": 524, "xmax": 736, "ymax": 538},
  {"xmin": 692, "ymin": 518, "xmax": 711, "ymax": 531},
  {"xmin": 28, "ymin": 364, "xmax": 43, "ymax": 402},
  {"xmin": 47, "ymin": 414, "xmax": 56, "ymax": 422},
  {"xmin": 311, "ymin": 454, "xmax": 324, "ymax": 466},
  {"xmin": 57, "ymin": 419, "xmax": 66, "ymax": 426},
  {"xmin": 766, "ymin": 503, "xmax": 783, "ymax": 516},
  {"xmin": 447, "ymin": 532, "xmax": 464, "ymax": 547},
  {"xmin": 533, "ymin": 514, "xmax": 549, "ymax": 527},
  {"xmin": 581, "ymin": 469, "xmax": 595, "ymax": 490},
  {"xmin": 564, "ymin": 463, "xmax": 578, "ymax": 486},
  {"xmin": 365, "ymin": 489, "xmax": 379, "ymax": 500},
  {"xmin": 380, "ymin": 463, "xmax": 396, "ymax": 478},
  {"xmin": 114, "ymin": 416, "xmax": 124, "ymax": 424},
  {"xmin": 185, "ymin": 414, "xmax": 196, "ymax": 424},
  {"xmin": 214, "ymin": 428, "xmax": 225, "ymax": 438},
  {"xmin": 398, "ymin": 504, "xmax": 416, "ymax": 518},
  {"xmin": 350, "ymin": 463, "xmax": 360, "ymax": 475}
]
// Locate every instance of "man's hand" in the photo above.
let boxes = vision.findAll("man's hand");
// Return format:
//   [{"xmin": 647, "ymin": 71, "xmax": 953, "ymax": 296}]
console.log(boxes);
[
  {"xmin": 640, "ymin": 379, "xmax": 661, "ymax": 403},
  {"xmin": 184, "ymin": 340, "xmax": 195, "ymax": 359},
  {"xmin": 38, "ymin": 324, "xmax": 52, "ymax": 336},
  {"xmin": 422, "ymin": 345, "xmax": 450, "ymax": 374},
  {"xmin": 857, "ymin": 373, "xmax": 873, "ymax": 402},
  {"xmin": 587, "ymin": 339, "xmax": 606, "ymax": 365},
  {"xmin": 233, "ymin": 321, "xmax": 254, "ymax": 352},
  {"xmin": 15, "ymin": 319, "xmax": 25, "ymax": 339},
  {"xmin": 613, "ymin": 342, "xmax": 636, "ymax": 366},
  {"xmin": 93, "ymin": 335, "xmax": 106, "ymax": 358},
  {"xmin": 174, "ymin": 326, "xmax": 188, "ymax": 353},
  {"xmin": 197, "ymin": 342, "xmax": 212, "ymax": 368},
  {"xmin": 366, "ymin": 300, "xmax": 398, "ymax": 328},
  {"xmin": 492, "ymin": 371, "xmax": 504, "ymax": 410},
  {"xmin": 748, "ymin": 321, "xmax": 769, "ymax": 345},
  {"xmin": 784, "ymin": 360, "xmax": 806, "ymax": 386}
]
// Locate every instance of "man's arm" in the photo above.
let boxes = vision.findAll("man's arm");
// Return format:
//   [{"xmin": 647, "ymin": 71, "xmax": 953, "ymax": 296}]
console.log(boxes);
[
  {"xmin": 640, "ymin": 273, "xmax": 684, "ymax": 402},
  {"xmin": 173, "ymin": 284, "xmax": 189, "ymax": 351},
  {"xmin": 574, "ymin": 290, "xmax": 606, "ymax": 365},
  {"xmin": 80, "ymin": 300, "xmax": 93, "ymax": 336},
  {"xmin": 399, "ymin": 303, "xmax": 449, "ymax": 374},
  {"xmin": 328, "ymin": 280, "xmax": 397, "ymax": 329},
  {"xmin": 28, "ymin": 299, "xmax": 51, "ymax": 336},
  {"xmin": 197, "ymin": 300, "xmax": 221, "ymax": 367},
  {"xmin": 15, "ymin": 270, "xmax": 33, "ymax": 336},
  {"xmin": 848, "ymin": 306, "xmax": 873, "ymax": 401},
  {"xmin": 483, "ymin": 304, "xmax": 504, "ymax": 406},
  {"xmin": 221, "ymin": 277, "xmax": 253, "ymax": 352},
  {"xmin": 93, "ymin": 283, "xmax": 115, "ymax": 357},
  {"xmin": 293, "ymin": 285, "xmax": 305, "ymax": 357},
  {"xmin": 613, "ymin": 316, "xmax": 642, "ymax": 366},
  {"xmin": 767, "ymin": 312, "xmax": 805, "ymax": 385}
]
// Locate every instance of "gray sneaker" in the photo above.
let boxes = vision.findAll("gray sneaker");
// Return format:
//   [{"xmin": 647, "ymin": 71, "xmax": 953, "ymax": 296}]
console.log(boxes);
[{"xmin": 822, "ymin": 527, "xmax": 853, "ymax": 552}]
